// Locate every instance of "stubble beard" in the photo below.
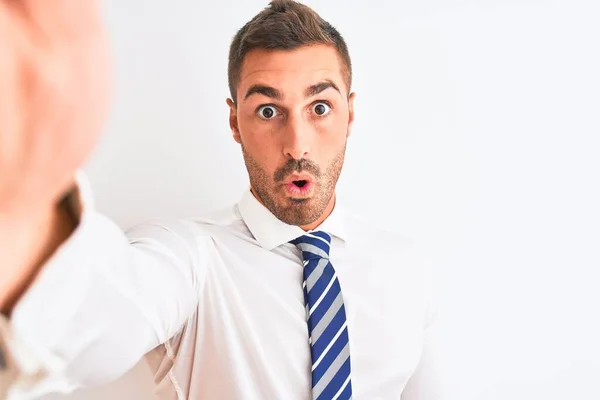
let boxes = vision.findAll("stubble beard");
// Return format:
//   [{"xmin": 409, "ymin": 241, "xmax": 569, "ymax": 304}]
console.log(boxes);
[{"xmin": 241, "ymin": 144, "xmax": 346, "ymax": 226}]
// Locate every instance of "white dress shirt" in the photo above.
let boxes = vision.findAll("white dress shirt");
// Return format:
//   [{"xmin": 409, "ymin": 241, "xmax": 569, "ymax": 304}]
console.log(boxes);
[{"xmin": 1, "ymin": 176, "xmax": 446, "ymax": 400}]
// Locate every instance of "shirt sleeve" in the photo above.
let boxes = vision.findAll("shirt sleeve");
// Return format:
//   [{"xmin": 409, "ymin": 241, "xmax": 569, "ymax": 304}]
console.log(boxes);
[{"xmin": 0, "ymin": 172, "xmax": 209, "ymax": 399}]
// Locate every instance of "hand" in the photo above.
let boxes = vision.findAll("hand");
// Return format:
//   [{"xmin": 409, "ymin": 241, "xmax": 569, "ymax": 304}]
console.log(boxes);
[
  {"xmin": 0, "ymin": 1, "xmax": 110, "ymax": 311},
  {"xmin": 0, "ymin": 0, "xmax": 110, "ymax": 217}
]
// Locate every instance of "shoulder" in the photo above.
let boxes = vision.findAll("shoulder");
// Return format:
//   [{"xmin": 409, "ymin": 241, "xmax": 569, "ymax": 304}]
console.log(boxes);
[
  {"xmin": 342, "ymin": 210, "xmax": 431, "ymax": 278},
  {"xmin": 124, "ymin": 203, "xmax": 250, "ymax": 242},
  {"xmin": 344, "ymin": 211, "xmax": 416, "ymax": 251}
]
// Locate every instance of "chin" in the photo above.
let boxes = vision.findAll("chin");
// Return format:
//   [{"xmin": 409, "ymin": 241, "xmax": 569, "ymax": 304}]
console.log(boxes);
[
  {"xmin": 289, "ymin": 197, "xmax": 311, "ymax": 204},
  {"xmin": 278, "ymin": 213, "xmax": 319, "ymax": 227},
  {"xmin": 254, "ymin": 185, "xmax": 328, "ymax": 226},
  {"xmin": 276, "ymin": 198, "xmax": 324, "ymax": 226}
]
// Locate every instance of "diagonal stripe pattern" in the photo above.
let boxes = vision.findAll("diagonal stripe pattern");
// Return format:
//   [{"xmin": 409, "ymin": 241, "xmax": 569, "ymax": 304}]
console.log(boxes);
[{"xmin": 290, "ymin": 231, "xmax": 353, "ymax": 400}]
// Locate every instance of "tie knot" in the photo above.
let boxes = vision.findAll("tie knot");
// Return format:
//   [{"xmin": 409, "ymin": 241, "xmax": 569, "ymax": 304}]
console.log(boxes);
[{"xmin": 290, "ymin": 231, "xmax": 332, "ymax": 261}]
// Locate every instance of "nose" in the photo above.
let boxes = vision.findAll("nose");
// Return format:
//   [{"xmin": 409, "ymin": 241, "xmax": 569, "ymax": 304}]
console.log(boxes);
[{"xmin": 282, "ymin": 113, "xmax": 312, "ymax": 160}]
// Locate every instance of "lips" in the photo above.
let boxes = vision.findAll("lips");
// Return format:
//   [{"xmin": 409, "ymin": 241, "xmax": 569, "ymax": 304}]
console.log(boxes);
[
  {"xmin": 283, "ymin": 174, "xmax": 315, "ymax": 197},
  {"xmin": 283, "ymin": 173, "xmax": 314, "ymax": 185}
]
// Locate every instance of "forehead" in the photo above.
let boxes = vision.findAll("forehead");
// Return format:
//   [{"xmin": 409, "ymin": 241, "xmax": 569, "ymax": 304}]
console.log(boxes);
[{"xmin": 238, "ymin": 44, "xmax": 347, "ymax": 99}]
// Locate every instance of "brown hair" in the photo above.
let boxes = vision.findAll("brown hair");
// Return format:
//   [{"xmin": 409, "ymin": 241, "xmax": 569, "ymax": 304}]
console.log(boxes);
[{"xmin": 228, "ymin": 0, "xmax": 352, "ymax": 104}]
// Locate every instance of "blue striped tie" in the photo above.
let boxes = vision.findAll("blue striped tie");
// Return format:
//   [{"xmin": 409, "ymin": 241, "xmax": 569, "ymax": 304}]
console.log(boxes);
[{"xmin": 291, "ymin": 231, "xmax": 353, "ymax": 400}]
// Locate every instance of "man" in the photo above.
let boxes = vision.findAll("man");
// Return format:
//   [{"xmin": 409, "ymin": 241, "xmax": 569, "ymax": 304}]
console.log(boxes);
[{"xmin": 0, "ymin": 0, "xmax": 445, "ymax": 399}]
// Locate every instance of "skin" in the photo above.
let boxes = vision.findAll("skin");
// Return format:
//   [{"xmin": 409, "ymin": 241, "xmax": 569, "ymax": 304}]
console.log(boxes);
[
  {"xmin": 0, "ymin": 0, "xmax": 109, "ymax": 312},
  {"xmin": 0, "ymin": 21, "xmax": 354, "ymax": 311},
  {"xmin": 227, "ymin": 44, "xmax": 356, "ymax": 231}
]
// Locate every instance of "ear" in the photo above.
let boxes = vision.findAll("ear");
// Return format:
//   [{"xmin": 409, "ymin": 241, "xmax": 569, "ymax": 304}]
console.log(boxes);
[
  {"xmin": 226, "ymin": 98, "xmax": 242, "ymax": 144},
  {"xmin": 346, "ymin": 92, "xmax": 356, "ymax": 138}
]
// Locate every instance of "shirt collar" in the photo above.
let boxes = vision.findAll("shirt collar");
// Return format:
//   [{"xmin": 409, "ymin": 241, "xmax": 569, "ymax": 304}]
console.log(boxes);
[{"xmin": 237, "ymin": 189, "xmax": 348, "ymax": 251}]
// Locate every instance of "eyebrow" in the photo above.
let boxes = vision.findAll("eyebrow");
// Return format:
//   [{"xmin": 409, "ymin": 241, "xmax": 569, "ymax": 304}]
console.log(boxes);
[
  {"xmin": 243, "ymin": 79, "xmax": 341, "ymax": 102},
  {"xmin": 244, "ymin": 85, "xmax": 283, "ymax": 101},
  {"xmin": 305, "ymin": 80, "xmax": 341, "ymax": 97}
]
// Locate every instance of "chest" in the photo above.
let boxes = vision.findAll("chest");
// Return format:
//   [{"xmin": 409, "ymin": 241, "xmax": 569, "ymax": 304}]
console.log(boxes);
[{"xmin": 189, "ymin": 241, "xmax": 426, "ymax": 397}]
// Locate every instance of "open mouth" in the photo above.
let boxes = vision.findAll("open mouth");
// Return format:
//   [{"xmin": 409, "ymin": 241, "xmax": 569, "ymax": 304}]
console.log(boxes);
[
  {"xmin": 292, "ymin": 180, "xmax": 308, "ymax": 188},
  {"xmin": 285, "ymin": 178, "xmax": 313, "ymax": 197}
]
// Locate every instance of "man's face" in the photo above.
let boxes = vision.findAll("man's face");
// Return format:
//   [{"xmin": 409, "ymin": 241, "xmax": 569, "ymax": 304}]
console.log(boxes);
[{"xmin": 227, "ymin": 44, "xmax": 355, "ymax": 228}]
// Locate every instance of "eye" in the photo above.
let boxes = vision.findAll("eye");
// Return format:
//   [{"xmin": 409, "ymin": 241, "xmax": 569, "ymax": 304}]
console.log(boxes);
[
  {"xmin": 312, "ymin": 102, "xmax": 331, "ymax": 117},
  {"xmin": 257, "ymin": 105, "xmax": 279, "ymax": 120}
]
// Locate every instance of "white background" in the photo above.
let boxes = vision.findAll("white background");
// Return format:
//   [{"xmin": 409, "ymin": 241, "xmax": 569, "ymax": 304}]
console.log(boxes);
[{"xmin": 44, "ymin": 0, "xmax": 600, "ymax": 399}]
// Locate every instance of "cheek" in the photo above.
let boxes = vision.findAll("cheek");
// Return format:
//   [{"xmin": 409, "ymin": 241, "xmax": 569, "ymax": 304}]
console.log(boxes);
[
  {"xmin": 240, "ymin": 129, "xmax": 281, "ymax": 173},
  {"xmin": 316, "ymin": 114, "xmax": 349, "ymax": 146},
  {"xmin": 238, "ymin": 119, "xmax": 265, "ymax": 146}
]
